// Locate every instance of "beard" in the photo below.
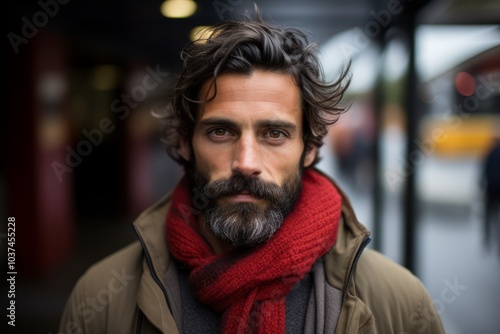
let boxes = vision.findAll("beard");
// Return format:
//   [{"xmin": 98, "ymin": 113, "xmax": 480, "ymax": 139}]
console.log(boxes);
[{"xmin": 189, "ymin": 162, "xmax": 304, "ymax": 248}]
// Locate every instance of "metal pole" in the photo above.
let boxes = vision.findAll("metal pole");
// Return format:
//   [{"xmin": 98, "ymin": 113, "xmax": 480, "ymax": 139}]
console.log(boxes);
[
  {"xmin": 402, "ymin": 10, "xmax": 418, "ymax": 273},
  {"xmin": 372, "ymin": 31, "xmax": 385, "ymax": 252}
]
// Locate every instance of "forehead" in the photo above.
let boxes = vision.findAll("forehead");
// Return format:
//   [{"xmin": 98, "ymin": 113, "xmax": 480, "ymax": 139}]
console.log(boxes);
[{"xmin": 197, "ymin": 70, "xmax": 302, "ymax": 124}]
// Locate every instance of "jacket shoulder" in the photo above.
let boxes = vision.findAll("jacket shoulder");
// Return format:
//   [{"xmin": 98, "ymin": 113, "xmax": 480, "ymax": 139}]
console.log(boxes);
[
  {"xmin": 59, "ymin": 242, "xmax": 144, "ymax": 333},
  {"xmin": 75, "ymin": 241, "xmax": 144, "ymax": 296},
  {"xmin": 354, "ymin": 249, "xmax": 444, "ymax": 333}
]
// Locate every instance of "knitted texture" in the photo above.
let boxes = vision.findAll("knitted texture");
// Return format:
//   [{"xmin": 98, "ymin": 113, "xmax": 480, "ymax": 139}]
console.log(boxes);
[{"xmin": 166, "ymin": 169, "xmax": 342, "ymax": 334}]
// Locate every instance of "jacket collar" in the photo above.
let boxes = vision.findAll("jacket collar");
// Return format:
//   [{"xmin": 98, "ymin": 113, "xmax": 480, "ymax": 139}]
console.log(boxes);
[
  {"xmin": 132, "ymin": 194, "xmax": 176, "ymax": 333},
  {"xmin": 303, "ymin": 169, "xmax": 371, "ymax": 292},
  {"xmin": 133, "ymin": 192, "xmax": 172, "ymax": 282}
]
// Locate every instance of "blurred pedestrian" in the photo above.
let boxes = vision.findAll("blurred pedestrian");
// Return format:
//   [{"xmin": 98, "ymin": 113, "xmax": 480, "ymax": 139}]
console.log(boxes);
[{"xmin": 482, "ymin": 135, "xmax": 500, "ymax": 251}]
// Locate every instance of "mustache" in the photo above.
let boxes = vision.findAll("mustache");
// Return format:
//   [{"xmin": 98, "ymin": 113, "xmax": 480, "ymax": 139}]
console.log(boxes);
[{"xmin": 201, "ymin": 175, "xmax": 286, "ymax": 201}]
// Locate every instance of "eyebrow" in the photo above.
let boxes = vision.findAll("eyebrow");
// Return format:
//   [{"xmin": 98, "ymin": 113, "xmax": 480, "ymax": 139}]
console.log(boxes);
[
  {"xmin": 198, "ymin": 117, "xmax": 298, "ymax": 132},
  {"xmin": 198, "ymin": 117, "xmax": 238, "ymax": 129}
]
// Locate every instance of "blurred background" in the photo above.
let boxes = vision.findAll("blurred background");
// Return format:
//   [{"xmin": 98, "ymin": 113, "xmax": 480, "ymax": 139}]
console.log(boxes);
[{"xmin": 4, "ymin": 0, "xmax": 500, "ymax": 333}]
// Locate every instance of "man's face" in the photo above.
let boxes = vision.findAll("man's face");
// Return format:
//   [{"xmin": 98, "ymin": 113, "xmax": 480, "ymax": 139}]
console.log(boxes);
[{"xmin": 180, "ymin": 70, "xmax": 316, "ymax": 247}]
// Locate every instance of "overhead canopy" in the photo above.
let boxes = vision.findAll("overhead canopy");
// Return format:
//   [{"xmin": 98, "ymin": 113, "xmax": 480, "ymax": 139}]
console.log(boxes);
[{"xmin": 416, "ymin": 25, "xmax": 500, "ymax": 82}]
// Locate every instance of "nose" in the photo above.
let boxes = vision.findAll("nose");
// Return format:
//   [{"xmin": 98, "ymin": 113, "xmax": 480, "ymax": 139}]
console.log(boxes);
[{"xmin": 231, "ymin": 135, "xmax": 262, "ymax": 177}]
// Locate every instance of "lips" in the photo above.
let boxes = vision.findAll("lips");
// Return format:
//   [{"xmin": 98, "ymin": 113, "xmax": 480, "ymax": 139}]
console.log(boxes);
[{"xmin": 228, "ymin": 190, "xmax": 258, "ymax": 202}]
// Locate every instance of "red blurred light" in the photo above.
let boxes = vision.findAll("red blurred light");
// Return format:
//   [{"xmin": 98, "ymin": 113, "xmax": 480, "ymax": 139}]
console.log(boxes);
[{"xmin": 455, "ymin": 72, "xmax": 476, "ymax": 96}]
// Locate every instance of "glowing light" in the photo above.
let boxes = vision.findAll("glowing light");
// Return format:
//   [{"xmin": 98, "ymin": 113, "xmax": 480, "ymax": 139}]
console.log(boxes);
[
  {"xmin": 455, "ymin": 72, "xmax": 476, "ymax": 96},
  {"xmin": 161, "ymin": 0, "xmax": 197, "ymax": 18},
  {"xmin": 92, "ymin": 65, "xmax": 120, "ymax": 91}
]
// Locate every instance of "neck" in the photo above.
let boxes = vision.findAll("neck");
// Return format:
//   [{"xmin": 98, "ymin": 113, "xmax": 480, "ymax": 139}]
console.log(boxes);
[{"xmin": 197, "ymin": 215, "xmax": 236, "ymax": 254}]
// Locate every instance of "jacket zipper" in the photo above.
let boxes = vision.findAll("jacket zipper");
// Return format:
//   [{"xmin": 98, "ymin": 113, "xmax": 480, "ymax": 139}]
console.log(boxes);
[
  {"xmin": 341, "ymin": 236, "xmax": 371, "ymax": 305},
  {"xmin": 133, "ymin": 225, "xmax": 172, "ymax": 333},
  {"xmin": 136, "ymin": 309, "xmax": 144, "ymax": 333}
]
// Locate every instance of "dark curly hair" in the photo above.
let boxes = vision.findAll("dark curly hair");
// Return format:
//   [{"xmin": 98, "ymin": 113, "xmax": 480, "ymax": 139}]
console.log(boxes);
[{"xmin": 157, "ymin": 9, "xmax": 350, "ymax": 166}]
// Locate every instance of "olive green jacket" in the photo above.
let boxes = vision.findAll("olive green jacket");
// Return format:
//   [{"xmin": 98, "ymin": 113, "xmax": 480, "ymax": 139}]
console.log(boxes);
[{"xmin": 59, "ymin": 184, "xmax": 444, "ymax": 334}]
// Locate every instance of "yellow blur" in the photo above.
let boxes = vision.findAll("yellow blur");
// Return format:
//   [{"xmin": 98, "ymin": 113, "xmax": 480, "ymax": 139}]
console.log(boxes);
[{"xmin": 421, "ymin": 115, "xmax": 500, "ymax": 158}]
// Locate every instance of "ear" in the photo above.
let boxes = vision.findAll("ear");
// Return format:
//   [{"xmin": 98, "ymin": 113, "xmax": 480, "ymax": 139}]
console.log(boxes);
[
  {"xmin": 303, "ymin": 145, "xmax": 317, "ymax": 168},
  {"xmin": 179, "ymin": 137, "xmax": 191, "ymax": 161}
]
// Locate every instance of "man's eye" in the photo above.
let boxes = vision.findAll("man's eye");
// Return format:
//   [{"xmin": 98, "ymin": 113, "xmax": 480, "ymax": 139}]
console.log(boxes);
[
  {"xmin": 267, "ymin": 130, "xmax": 285, "ymax": 139},
  {"xmin": 210, "ymin": 128, "xmax": 228, "ymax": 136}
]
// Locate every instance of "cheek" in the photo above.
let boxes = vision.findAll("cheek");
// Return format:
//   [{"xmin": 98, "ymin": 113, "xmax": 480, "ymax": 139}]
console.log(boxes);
[
  {"xmin": 192, "ymin": 140, "xmax": 229, "ymax": 178},
  {"xmin": 270, "ymin": 147, "xmax": 304, "ymax": 184}
]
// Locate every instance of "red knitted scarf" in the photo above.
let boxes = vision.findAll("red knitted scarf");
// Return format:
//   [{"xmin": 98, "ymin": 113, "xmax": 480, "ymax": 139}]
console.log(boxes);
[{"xmin": 166, "ymin": 169, "xmax": 342, "ymax": 334}]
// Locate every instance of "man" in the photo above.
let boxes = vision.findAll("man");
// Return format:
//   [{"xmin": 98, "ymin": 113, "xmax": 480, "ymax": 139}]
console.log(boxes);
[
  {"xmin": 482, "ymin": 135, "xmax": 500, "ymax": 250},
  {"xmin": 60, "ymin": 11, "xmax": 444, "ymax": 334}
]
